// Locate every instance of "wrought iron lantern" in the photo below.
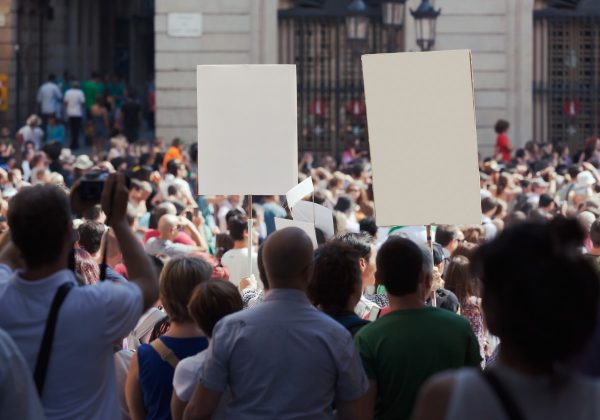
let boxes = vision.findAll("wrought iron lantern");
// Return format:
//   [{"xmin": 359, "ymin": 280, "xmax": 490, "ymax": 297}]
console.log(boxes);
[
  {"xmin": 410, "ymin": 0, "xmax": 441, "ymax": 51},
  {"xmin": 346, "ymin": 0, "xmax": 369, "ymax": 44},
  {"xmin": 381, "ymin": 0, "xmax": 407, "ymax": 28}
]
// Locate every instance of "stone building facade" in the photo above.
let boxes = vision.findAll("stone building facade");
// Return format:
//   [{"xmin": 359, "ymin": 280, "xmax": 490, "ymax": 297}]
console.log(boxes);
[
  {"xmin": 154, "ymin": 0, "xmax": 277, "ymax": 145},
  {"xmin": 0, "ymin": 0, "xmax": 582, "ymax": 158},
  {"xmin": 153, "ymin": 0, "xmax": 535, "ymax": 157}
]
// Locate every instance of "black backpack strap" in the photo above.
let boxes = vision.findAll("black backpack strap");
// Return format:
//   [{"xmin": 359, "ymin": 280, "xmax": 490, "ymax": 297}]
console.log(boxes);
[
  {"xmin": 481, "ymin": 370, "xmax": 526, "ymax": 420},
  {"xmin": 34, "ymin": 282, "xmax": 75, "ymax": 396}
]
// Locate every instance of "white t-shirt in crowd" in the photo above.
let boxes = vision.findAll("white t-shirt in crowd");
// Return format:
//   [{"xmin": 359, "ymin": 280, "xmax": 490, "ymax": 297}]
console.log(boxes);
[
  {"xmin": 0, "ymin": 328, "xmax": 45, "ymax": 420},
  {"xmin": 482, "ymin": 215, "xmax": 497, "ymax": 241},
  {"xmin": 446, "ymin": 365, "xmax": 600, "ymax": 420},
  {"xmin": 63, "ymin": 88, "xmax": 85, "ymax": 117},
  {"xmin": 221, "ymin": 248, "xmax": 261, "ymax": 289},
  {"xmin": 0, "ymin": 265, "xmax": 144, "ymax": 420},
  {"xmin": 216, "ymin": 200, "xmax": 245, "ymax": 233},
  {"xmin": 160, "ymin": 174, "xmax": 194, "ymax": 201},
  {"xmin": 173, "ymin": 349, "xmax": 228, "ymax": 419},
  {"xmin": 37, "ymin": 81, "xmax": 62, "ymax": 115},
  {"xmin": 18, "ymin": 125, "xmax": 44, "ymax": 150}
]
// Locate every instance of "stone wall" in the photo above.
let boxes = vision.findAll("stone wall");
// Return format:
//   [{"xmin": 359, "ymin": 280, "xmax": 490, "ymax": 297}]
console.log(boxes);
[
  {"xmin": 0, "ymin": 0, "xmax": 13, "ymax": 129},
  {"xmin": 154, "ymin": 0, "xmax": 278, "ymax": 144}
]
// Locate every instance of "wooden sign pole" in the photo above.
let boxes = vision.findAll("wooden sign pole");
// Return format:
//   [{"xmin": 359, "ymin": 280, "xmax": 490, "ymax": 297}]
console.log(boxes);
[
  {"xmin": 426, "ymin": 224, "xmax": 437, "ymax": 307},
  {"xmin": 247, "ymin": 194, "xmax": 253, "ymax": 278}
]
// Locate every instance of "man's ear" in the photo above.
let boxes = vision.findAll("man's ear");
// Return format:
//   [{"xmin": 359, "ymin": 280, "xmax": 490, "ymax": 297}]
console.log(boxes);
[
  {"xmin": 374, "ymin": 270, "xmax": 382, "ymax": 286},
  {"xmin": 301, "ymin": 262, "xmax": 314, "ymax": 285},
  {"xmin": 358, "ymin": 257, "xmax": 367, "ymax": 272},
  {"xmin": 421, "ymin": 270, "xmax": 433, "ymax": 297}
]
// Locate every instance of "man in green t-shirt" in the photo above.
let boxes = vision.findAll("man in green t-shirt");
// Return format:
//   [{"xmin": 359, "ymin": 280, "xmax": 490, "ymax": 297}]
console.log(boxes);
[
  {"xmin": 81, "ymin": 71, "xmax": 104, "ymax": 111},
  {"xmin": 354, "ymin": 237, "xmax": 481, "ymax": 420}
]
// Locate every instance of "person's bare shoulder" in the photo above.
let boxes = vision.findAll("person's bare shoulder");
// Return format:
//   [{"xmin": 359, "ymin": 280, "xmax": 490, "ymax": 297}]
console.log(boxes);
[{"xmin": 412, "ymin": 371, "xmax": 456, "ymax": 420}]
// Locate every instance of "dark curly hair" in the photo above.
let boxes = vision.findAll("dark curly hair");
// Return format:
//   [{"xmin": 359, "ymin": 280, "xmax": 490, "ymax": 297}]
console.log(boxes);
[
  {"xmin": 308, "ymin": 242, "xmax": 362, "ymax": 316},
  {"xmin": 494, "ymin": 119, "xmax": 510, "ymax": 134},
  {"xmin": 472, "ymin": 218, "xmax": 599, "ymax": 369}
]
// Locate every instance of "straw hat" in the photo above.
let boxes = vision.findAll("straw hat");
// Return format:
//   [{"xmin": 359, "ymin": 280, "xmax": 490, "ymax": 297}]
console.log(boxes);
[
  {"xmin": 26, "ymin": 114, "xmax": 41, "ymax": 126},
  {"xmin": 74, "ymin": 154, "xmax": 94, "ymax": 170}
]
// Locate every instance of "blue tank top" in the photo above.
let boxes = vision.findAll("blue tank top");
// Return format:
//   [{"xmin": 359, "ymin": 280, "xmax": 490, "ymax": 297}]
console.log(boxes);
[{"xmin": 138, "ymin": 335, "xmax": 209, "ymax": 420}]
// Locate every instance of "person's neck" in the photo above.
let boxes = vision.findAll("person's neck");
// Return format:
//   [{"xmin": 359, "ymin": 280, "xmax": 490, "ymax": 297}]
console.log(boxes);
[
  {"xmin": 270, "ymin": 283, "xmax": 306, "ymax": 293},
  {"xmin": 388, "ymin": 292, "xmax": 426, "ymax": 311},
  {"xmin": 21, "ymin": 260, "xmax": 68, "ymax": 281},
  {"xmin": 165, "ymin": 322, "xmax": 204, "ymax": 338},
  {"xmin": 498, "ymin": 345, "xmax": 555, "ymax": 375},
  {"xmin": 233, "ymin": 240, "xmax": 247, "ymax": 250},
  {"xmin": 159, "ymin": 234, "xmax": 173, "ymax": 241},
  {"xmin": 345, "ymin": 300, "xmax": 359, "ymax": 313}
]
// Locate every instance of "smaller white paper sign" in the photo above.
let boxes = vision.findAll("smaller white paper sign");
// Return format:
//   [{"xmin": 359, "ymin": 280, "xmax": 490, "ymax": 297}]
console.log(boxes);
[
  {"xmin": 286, "ymin": 177, "xmax": 314, "ymax": 209},
  {"xmin": 168, "ymin": 13, "xmax": 202, "ymax": 38},
  {"xmin": 274, "ymin": 218, "xmax": 318, "ymax": 249},
  {"xmin": 291, "ymin": 201, "xmax": 335, "ymax": 240}
]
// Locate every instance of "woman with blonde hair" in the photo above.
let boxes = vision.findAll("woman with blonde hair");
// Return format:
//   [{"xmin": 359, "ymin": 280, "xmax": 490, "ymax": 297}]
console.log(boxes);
[{"xmin": 126, "ymin": 255, "xmax": 212, "ymax": 420}]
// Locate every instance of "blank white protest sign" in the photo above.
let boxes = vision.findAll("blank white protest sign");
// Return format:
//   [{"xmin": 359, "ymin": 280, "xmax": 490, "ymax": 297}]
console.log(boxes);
[
  {"xmin": 274, "ymin": 218, "xmax": 318, "ymax": 249},
  {"xmin": 196, "ymin": 65, "xmax": 298, "ymax": 195},
  {"xmin": 362, "ymin": 50, "xmax": 482, "ymax": 226}
]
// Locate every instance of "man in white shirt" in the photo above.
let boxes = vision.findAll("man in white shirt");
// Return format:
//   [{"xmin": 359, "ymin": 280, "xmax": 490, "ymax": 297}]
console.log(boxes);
[
  {"xmin": 17, "ymin": 114, "xmax": 44, "ymax": 150},
  {"xmin": 217, "ymin": 195, "xmax": 245, "ymax": 232},
  {"xmin": 481, "ymin": 196, "xmax": 499, "ymax": 242},
  {"xmin": 161, "ymin": 159, "xmax": 197, "ymax": 209},
  {"xmin": 37, "ymin": 74, "xmax": 62, "ymax": 135},
  {"xmin": 220, "ymin": 214, "xmax": 261, "ymax": 289},
  {"xmin": 63, "ymin": 80, "xmax": 85, "ymax": 150},
  {"xmin": 0, "ymin": 175, "xmax": 158, "ymax": 420}
]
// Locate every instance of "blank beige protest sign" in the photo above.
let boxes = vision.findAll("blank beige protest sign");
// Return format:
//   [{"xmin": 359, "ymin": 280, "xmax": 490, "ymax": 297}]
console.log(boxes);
[
  {"xmin": 196, "ymin": 65, "xmax": 298, "ymax": 195},
  {"xmin": 362, "ymin": 50, "xmax": 481, "ymax": 226}
]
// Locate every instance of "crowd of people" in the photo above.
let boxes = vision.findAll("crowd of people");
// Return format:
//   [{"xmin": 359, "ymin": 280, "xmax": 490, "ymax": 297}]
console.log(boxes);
[
  {"xmin": 0, "ymin": 103, "xmax": 598, "ymax": 420},
  {"xmin": 22, "ymin": 71, "xmax": 153, "ymax": 158}
]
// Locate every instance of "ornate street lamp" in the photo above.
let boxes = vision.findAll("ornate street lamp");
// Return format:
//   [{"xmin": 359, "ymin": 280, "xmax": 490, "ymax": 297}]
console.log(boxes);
[
  {"xmin": 346, "ymin": 0, "xmax": 369, "ymax": 46},
  {"xmin": 381, "ymin": 0, "xmax": 407, "ymax": 28},
  {"xmin": 410, "ymin": 0, "xmax": 441, "ymax": 51},
  {"xmin": 381, "ymin": 0, "xmax": 406, "ymax": 52}
]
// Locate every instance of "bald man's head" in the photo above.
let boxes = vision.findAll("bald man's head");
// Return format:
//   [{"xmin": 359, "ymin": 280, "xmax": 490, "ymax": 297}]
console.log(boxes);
[
  {"xmin": 263, "ymin": 227, "xmax": 314, "ymax": 289},
  {"xmin": 158, "ymin": 214, "xmax": 179, "ymax": 241}
]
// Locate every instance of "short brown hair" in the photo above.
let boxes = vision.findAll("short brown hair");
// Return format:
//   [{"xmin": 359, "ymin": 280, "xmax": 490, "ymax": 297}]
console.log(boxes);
[
  {"xmin": 187, "ymin": 279, "xmax": 243, "ymax": 337},
  {"xmin": 159, "ymin": 255, "xmax": 213, "ymax": 323}
]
